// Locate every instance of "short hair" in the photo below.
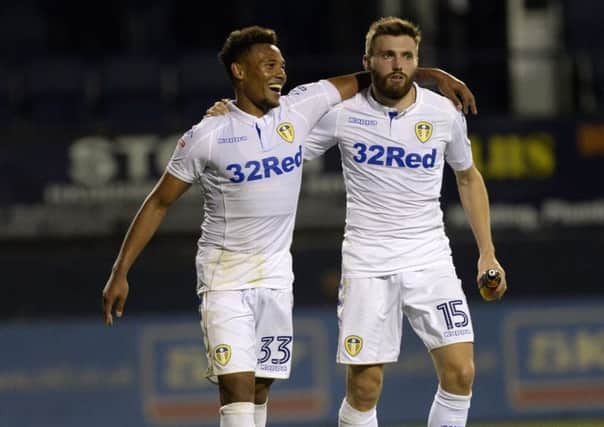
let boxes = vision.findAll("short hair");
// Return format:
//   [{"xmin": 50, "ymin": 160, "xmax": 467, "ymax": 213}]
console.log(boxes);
[
  {"xmin": 365, "ymin": 17, "xmax": 421, "ymax": 55},
  {"xmin": 218, "ymin": 26, "xmax": 278, "ymax": 80}
]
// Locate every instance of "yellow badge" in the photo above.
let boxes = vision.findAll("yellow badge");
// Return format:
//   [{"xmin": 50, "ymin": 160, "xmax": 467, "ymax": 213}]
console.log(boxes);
[
  {"xmin": 344, "ymin": 335, "xmax": 363, "ymax": 357},
  {"xmin": 415, "ymin": 121, "xmax": 433, "ymax": 143},
  {"xmin": 214, "ymin": 344, "xmax": 231, "ymax": 366},
  {"xmin": 277, "ymin": 122, "xmax": 295, "ymax": 143}
]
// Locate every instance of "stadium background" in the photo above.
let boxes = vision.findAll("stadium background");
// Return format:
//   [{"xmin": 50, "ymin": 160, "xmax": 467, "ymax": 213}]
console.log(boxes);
[{"xmin": 1, "ymin": 0, "xmax": 603, "ymax": 426}]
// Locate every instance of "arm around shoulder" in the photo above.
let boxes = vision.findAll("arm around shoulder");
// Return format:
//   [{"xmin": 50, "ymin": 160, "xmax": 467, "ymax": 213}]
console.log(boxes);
[
  {"xmin": 416, "ymin": 67, "xmax": 477, "ymax": 115},
  {"xmin": 326, "ymin": 71, "xmax": 371, "ymax": 101}
]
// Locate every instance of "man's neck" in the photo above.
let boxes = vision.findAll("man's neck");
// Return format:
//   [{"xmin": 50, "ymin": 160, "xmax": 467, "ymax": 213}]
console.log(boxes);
[
  {"xmin": 234, "ymin": 89, "xmax": 269, "ymax": 118},
  {"xmin": 371, "ymin": 84, "xmax": 416, "ymax": 112},
  {"xmin": 235, "ymin": 98, "xmax": 267, "ymax": 118}
]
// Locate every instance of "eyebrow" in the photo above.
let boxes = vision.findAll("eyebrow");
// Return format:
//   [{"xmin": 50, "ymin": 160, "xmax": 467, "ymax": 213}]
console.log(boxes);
[
  {"xmin": 264, "ymin": 58, "xmax": 286, "ymax": 65},
  {"xmin": 378, "ymin": 49, "xmax": 414, "ymax": 55}
]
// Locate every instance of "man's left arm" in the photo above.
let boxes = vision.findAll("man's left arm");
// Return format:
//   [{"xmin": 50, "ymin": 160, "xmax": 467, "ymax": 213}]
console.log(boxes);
[
  {"xmin": 455, "ymin": 165, "xmax": 507, "ymax": 300},
  {"xmin": 204, "ymin": 68, "xmax": 477, "ymax": 118},
  {"xmin": 416, "ymin": 67, "xmax": 477, "ymax": 115},
  {"xmin": 327, "ymin": 68, "xmax": 477, "ymax": 115}
]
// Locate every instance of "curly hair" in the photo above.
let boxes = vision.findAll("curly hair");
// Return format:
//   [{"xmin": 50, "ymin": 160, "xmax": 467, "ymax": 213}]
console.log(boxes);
[{"xmin": 218, "ymin": 26, "xmax": 278, "ymax": 80}]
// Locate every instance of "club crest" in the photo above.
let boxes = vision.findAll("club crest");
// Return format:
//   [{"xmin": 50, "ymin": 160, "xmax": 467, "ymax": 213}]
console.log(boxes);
[
  {"xmin": 415, "ymin": 121, "xmax": 433, "ymax": 143},
  {"xmin": 213, "ymin": 344, "xmax": 231, "ymax": 366},
  {"xmin": 344, "ymin": 335, "xmax": 363, "ymax": 356},
  {"xmin": 277, "ymin": 122, "xmax": 295, "ymax": 143}
]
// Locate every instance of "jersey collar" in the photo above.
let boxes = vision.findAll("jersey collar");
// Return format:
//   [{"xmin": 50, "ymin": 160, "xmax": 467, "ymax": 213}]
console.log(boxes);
[
  {"xmin": 227, "ymin": 100, "xmax": 267, "ymax": 126},
  {"xmin": 365, "ymin": 82, "xmax": 422, "ymax": 118}
]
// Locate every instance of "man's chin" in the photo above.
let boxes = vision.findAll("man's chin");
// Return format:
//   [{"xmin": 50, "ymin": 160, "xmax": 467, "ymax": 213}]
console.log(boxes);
[
  {"xmin": 382, "ymin": 83, "xmax": 413, "ymax": 100},
  {"xmin": 266, "ymin": 94, "xmax": 281, "ymax": 108},
  {"xmin": 382, "ymin": 88, "xmax": 407, "ymax": 100},
  {"xmin": 255, "ymin": 95, "xmax": 279, "ymax": 111}
]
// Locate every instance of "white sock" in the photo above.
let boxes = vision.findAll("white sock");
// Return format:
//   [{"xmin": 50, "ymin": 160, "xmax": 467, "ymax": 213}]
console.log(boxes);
[
  {"xmin": 427, "ymin": 385, "xmax": 471, "ymax": 427},
  {"xmin": 254, "ymin": 400, "xmax": 268, "ymax": 427},
  {"xmin": 338, "ymin": 397, "xmax": 378, "ymax": 427},
  {"xmin": 219, "ymin": 402, "xmax": 255, "ymax": 427}
]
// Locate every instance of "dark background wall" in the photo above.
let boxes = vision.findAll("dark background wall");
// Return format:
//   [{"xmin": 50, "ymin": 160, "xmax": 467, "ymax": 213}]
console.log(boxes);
[{"xmin": 1, "ymin": 0, "xmax": 603, "ymax": 320}]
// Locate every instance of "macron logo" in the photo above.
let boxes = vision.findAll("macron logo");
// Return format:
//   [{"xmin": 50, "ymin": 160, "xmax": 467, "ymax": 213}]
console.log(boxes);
[{"xmin": 218, "ymin": 136, "xmax": 248, "ymax": 144}]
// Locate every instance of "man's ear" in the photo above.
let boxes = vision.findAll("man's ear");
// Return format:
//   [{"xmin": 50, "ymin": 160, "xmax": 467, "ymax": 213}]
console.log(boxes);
[
  {"xmin": 362, "ymin": 54, "xmax": 370, "ymax": 71},
  {"xmin": 231, "ymin": 62, "xmax": 244, "ymax": 81}
]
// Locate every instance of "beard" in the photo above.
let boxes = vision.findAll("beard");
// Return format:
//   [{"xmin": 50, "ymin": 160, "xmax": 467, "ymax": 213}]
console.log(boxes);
[{"xmin": 371, "ymin": 69, "xmax": 416, "ymax": 101}]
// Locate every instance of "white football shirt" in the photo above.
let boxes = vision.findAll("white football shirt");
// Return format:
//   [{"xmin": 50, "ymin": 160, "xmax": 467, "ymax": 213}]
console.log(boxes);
[
  {"xmin": 305, "ymin": 83, "xmax": 473, "ymax": 277},
  {"xmin": 168, "ymin": 80, "xmax": 341, "ymax": 292}
]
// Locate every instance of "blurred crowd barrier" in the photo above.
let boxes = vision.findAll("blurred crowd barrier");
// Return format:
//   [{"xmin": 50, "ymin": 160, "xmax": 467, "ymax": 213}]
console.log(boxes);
[
  {"xmin": 2, "ymin": 116, "xmax": 604, "ymax": 237},
  {"xmin": 1, "ymin": 116, "xmax": 604, "ymax": 318},
  {"xmin": 1, "ymin": 301, "xmax": 603, "ymax": 426}
]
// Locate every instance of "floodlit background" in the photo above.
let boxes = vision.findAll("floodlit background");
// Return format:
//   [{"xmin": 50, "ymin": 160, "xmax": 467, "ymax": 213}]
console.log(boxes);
[{"xmin": 1, "ymin": 0, "xmax": 603, "ymax": 426}]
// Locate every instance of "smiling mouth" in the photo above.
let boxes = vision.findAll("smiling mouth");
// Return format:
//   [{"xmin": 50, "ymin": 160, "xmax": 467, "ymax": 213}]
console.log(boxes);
[{"xmin": 268, "ymin": 84, "xmax": 282, "ymax": 94}]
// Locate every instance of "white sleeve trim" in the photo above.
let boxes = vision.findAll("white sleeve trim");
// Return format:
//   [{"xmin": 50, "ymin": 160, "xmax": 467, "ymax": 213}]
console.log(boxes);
[
  {"xmin": 166, "ymin": 165, "xmax": 196, "ymax": 183},
  {"xmin": 447, "ymin": 114, "xmax": 473, "ymax": 171}
]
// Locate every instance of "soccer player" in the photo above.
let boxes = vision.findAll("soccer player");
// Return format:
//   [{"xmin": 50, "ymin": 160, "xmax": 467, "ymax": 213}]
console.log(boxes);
[
  {"xmin": 304, "ymin": 17, "xmax": 508, "ymax": 427},
  {"xmin": 102, "ymin": 26, "xmax": 476, "ymax": 427}
]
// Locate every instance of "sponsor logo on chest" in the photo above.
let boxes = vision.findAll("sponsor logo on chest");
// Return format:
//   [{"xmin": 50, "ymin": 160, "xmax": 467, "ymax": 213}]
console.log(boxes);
[
  {"xmin": 352, "ymin": 142, "xmax": 436, "ymax": 169},
  {"xmin": 225, "ymin": 145, "xmax": 303, "ymax": 183}
]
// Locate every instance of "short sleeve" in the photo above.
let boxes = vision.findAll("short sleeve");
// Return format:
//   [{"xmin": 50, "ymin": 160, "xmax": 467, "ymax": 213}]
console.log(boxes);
[
  {"xmin": 304, "ymin": 108, "xmax": 339, "ymax": 161},
  {"xmin": 445, "ymin": 112, "xmax": 473, "ymax": 171},
  {"xmin": 281, "ymin": 80, "xmax": 342, "ymax": 129},
  {"xmin": 166, "ymin": 125, "xmax": 211, "ymax": 183}
]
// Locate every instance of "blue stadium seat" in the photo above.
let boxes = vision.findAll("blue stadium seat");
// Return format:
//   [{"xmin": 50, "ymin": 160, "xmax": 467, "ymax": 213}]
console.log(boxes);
[
  {"xmin": 100, "ymin": 56, "xmax": 167, "ymax": 129},
  {"xmin": 25, "ymin": 58, "xmax": 89, "ymax": 126},
  {"xmin": 0, "ymin": 67, "xmax": 14, "ymax": 125},
  {"xmin": 177, "ymin": 53, "xmax": 231, "ymax": 123},
  {"xmin": 594, "ymin": 53, "xmax": 604, "ymax": 111}
]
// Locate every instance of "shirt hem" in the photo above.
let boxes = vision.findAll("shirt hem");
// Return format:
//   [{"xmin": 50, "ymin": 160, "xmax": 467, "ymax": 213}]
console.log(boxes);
[{"xmin": 341, "ymin": 258, "xmax": 454, "ymax": 279}]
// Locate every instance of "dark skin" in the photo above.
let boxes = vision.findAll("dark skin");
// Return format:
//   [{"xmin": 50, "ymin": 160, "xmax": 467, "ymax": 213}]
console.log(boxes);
[
  {"xmin": 102, "ymin": 41, "xmax": 479, "ymax": 409},
  {"xmin": 230, "ymin": 43, "xmax": 286, "ymax": 116}
]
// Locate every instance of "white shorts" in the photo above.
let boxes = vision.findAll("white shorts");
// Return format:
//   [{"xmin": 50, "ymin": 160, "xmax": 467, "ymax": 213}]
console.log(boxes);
[
  {"xmin": 337, "ymin": 261, "xmax": 474, "ymax": 364},
  {"xmin": 199, "ymin": 288, "xmax": 293, "ymax": 381}
]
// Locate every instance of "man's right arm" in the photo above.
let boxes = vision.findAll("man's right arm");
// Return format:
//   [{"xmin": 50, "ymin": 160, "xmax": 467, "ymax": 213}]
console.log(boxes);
[
  {"xmin": 305, "ymin": 108, "xmax": 339, "ymax": 161},
  {"xmin": 327, "ymin": 68, "xmax": 477, "ymax": 114},
  {"xmin": 327, "ymin": 72, "xmax": 371, "ymax": 101},
  {"xmin": 102, "ymin": 172, "xmax": 190, "ymax": 325}
]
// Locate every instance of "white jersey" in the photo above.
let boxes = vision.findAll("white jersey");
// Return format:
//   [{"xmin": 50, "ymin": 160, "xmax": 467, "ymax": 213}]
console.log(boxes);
[
  {"xmin": 305, "ymin": 83, "xmax": 473, "ymax": 277},
  {"xmin": 168, "ymin": 80, "xmax": 341, "ymax": 292}
]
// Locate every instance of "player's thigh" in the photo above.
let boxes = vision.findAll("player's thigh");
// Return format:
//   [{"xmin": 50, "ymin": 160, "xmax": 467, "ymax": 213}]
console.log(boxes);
[
  {"xmin": 402, "ymin": 261, "xmax": 474, "ymax": 351},
  {"xmin": 199, "ymin": 290, "xmax": 257, "ymax": 381},
  {"xmin": 337, "ymin": 276, "xmax": 403, "ymax": 364},
  {"xmin": 254, "ymin": 288, "xmax": 294, "ymax": 379}
]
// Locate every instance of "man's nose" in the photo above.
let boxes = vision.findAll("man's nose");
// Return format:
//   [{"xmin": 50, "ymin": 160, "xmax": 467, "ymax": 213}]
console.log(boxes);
[{"xmin": 392, "ymin": 55, "xmax": 403, "ymax": 70}]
